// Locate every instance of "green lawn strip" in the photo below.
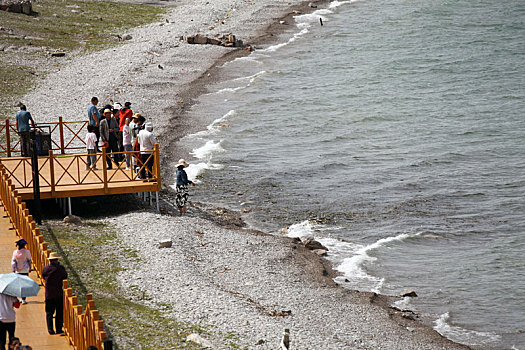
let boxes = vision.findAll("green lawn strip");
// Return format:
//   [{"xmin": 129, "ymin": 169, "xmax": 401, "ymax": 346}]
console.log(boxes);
[{"xmin": 40, "ymin": 220, "xmax": 205, "ymax": 349}]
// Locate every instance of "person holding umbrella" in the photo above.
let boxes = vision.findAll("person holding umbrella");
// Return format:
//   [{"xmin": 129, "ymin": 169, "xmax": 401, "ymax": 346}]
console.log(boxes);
[
  {"xmin": 0, "ymin": 292, "xmax": 19, "ymax": 350},
  {"xmin": 42, "ymin": 252, "xmax": 67, "ymax": 335},
  {"xmin": 11, "ymin": 239, "xmax": 31, "ymax": 304}
]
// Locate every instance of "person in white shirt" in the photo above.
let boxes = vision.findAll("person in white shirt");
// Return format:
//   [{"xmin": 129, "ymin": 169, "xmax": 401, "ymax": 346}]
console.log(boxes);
[
  {"xmin": 122, "ymin": 118, "xmax": 132, "ymax": 170},
  {"xmin": 85, "ymin": 125, "xmax": 98, "ymax": 170},
  {"xmin": 137, "ymin": 121, "xmax": 157, "ymax": 180},
  {"xmin": 0, "ymin": 293, "xmax": 20, "ymax": 350}
]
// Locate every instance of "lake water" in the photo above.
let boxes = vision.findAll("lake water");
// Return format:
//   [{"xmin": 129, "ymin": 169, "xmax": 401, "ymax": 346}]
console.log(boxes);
[{"xmin": 176, "ymin": 0, "xmax": 525, "ymax": 348}]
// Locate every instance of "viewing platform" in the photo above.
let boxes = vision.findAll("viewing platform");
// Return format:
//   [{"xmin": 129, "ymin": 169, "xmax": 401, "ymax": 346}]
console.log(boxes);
[{"xmin": 0, "ymin": 117, "xmax": 161, "ymax": 203}]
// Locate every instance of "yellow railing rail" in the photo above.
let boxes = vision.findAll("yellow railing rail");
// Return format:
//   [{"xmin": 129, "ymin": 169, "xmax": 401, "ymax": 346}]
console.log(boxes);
[{"xmin": 0, "ymin": 163, "xmax": 111, "ymax": 349}]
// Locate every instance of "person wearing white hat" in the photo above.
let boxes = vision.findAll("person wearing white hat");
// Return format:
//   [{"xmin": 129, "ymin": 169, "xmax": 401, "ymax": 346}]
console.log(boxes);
[
  {"xmin": 137, "ymin": 121, "xmax": 157, "ymax": 180},
  {"xmin": 175, "ymin": 159, "xmax": 195, "ymax": 214},
  {"xmin": 42, "ymin": 252, "xmax": 67, "ymax": 335}
]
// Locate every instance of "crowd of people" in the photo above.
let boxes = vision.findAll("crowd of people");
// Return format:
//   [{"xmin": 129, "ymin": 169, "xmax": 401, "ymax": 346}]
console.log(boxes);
[
  {"xmin": 86, "ymin": 97, "xmax": 158, "ymax": 180},
  {"xmin": 0, "ymin": 239, "xmax": 67, "ymax": 350}
]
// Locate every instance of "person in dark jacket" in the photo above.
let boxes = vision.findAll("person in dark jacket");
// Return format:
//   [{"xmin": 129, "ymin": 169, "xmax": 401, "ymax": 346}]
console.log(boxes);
[
  {"xmin": 42, "ymin": 252, "xmax": 67, "ymax": 335},
  {"xmin": 175, "ymin": 159, "xmax": 195, "ymax": 215}
]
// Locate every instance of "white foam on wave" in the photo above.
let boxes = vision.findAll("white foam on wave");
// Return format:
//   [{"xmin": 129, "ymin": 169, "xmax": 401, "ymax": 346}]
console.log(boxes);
[
  {"xmin": 434, "ymin": 312, "xmax": 501, "ymax": 346},
  {"xmin": 335, "ymin": 232, "xmax": 421, "ymax": 290},
  {"xmin": 191, "ymin": 139, "xmax": 225, "ymax": 160},
  {"xmin": 283, "ymin": 220, "xmax": 386, "ymax": 292},
  {"xmin": 185, "ymin": 110, "xmax": 235, "ymax": 139},
  {"xmin": 232, "ymin": 70, "xmax": 267, "ymax": 83}
]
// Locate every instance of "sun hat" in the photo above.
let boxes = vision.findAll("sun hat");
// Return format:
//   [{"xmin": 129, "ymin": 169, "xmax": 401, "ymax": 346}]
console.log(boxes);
[
  {"xmin": 15, "ymin": 238, "xmax": 27, "ymax": 246},
  {"xmin": 124, "ymin": 101, "xmax": 132, "ymax": 107},
  {"xmin": 48, "ymin": 252, "xmax": 60, "ymax": 260},
  {"xmin": 176, "ymin": 159, "xmax": 189, "ymax": 167},
  {"xmin": 113, "ymin": 102, "xmax": 122, "ymax": 110},
  {"xmin": 145, "ymin": 121, "xmax": 153, "ymax": 132},
  {"xmin": 132, "ymin": 113, "xmax": 141, "ymax": 119},
  {"xmin": 103, "ymin": 108, "xmax": 112, "ymax": 114}
]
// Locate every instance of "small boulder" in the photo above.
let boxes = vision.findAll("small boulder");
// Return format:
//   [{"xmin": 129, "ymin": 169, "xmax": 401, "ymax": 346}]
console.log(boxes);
[
  {"xmin": 51, "ymin": 51, "xmax": 66, "ymax": 57},
  {"xmin": 193, "ymin": 35, "xmax": 208, "ymax": 44},
  {"xmin": 308, "ymin": 2, "xmax": 317, "ymax": 8},
  {"xmin": 122, "ymin": 34, "xmax": 132, "ymax": 41},
  {"xmin": 63, "ymin": 215, "xmax": 81, "ymax": 224},
  {"xmin": 186, "ymin": 333, "xmax": 213, "ymax": 348},
  {"xmin": 158, "ymin": 239, "xmax": 173, "ymax": 248},
  {"xmin": 401, "ymin": 289, "xmax": 418, "ymax": 298},
  {"xmin": 301, "ymin": 237, "xmax": 328, "ymax": 251},
  {"xmin": 312, "ymin": 249, "xmax": 328, "ymax": 256}
]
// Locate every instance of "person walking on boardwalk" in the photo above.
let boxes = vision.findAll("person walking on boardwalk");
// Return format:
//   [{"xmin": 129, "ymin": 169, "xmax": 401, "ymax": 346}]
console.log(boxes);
[
  {"xmin": 11, "ymin": 239, "xmax": 31, "ymax": 305},
  {"xmin": 175, "ymin": 159, "xmax": 195, "ymax": 215},
  {"xmin": 87, "ymin": 97, "xmax": 100, "ymax": 151},
  {"xmin": 15, "ymin": 105, "xmax": 34, "ymax": 157},
  {"xmin": 137, "ymin": 122, "xmax": 157, "ymax": 180},
  {"xmin": 42, "ymin": 252, "xmax": 67, "ymax": 335},
  {"xmin": 0, "ymin": 292, "xmax": 20, "ymax": 350}
]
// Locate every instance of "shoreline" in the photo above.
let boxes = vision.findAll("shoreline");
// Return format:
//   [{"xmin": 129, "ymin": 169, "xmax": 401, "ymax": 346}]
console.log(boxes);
[{"xmin": 19, "ymin": 0, "xmax": 472, "ymax": 348}]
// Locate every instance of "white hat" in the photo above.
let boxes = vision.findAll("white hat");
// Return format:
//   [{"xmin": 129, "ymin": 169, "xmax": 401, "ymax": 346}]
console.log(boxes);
[
  {"xmin": 176, "ymin": 159, "xmax": 189, "ymax": 167},
  {"xmin": 145, "ymin": 121, "xmax": 153, "ymax": 132}
]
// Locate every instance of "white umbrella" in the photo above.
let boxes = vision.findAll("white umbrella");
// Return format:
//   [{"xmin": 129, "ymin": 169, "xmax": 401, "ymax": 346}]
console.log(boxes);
[{"xmin": 0, "ymin": 273, "xmax": 40, "ymax": 298}]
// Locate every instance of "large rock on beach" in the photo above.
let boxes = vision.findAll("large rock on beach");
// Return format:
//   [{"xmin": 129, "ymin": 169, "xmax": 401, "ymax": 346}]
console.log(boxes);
[
  {"xmin": 301, "ymin": 237, "xmax": 328, "ymax": 251},
  {"xmin": 0, "ymin": 0, "xmax": 32, "ymax": 14}
]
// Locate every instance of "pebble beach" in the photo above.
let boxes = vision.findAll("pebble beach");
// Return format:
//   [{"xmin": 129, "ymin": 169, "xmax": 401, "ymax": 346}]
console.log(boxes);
[{"xmin": 20, "ymin": 0, "xmax": 474, "ymax": 348}]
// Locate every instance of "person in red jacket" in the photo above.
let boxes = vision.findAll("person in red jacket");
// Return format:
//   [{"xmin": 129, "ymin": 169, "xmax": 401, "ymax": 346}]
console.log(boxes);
[{"xmin": 118, "ymin": 102, "xmax": 132, "ymax": 156}]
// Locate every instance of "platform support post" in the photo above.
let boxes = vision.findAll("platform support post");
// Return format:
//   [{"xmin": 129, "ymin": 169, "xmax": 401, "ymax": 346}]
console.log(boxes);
[
  {"xmin": 68, "ymin": 197, "xmax": 72, "ymax": 216},
  {"xmin": 156, "ymin": 191, "xmax": 160, "ymax": 212}
]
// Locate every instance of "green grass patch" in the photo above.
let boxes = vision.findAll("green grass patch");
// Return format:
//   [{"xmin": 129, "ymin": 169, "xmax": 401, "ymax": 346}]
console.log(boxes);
[
  {"xmin": 0, "ymin": 0, "xmax": 166, "ymax": 116},
  {"xmin": 40, "ymin": 220, "xmax": 205, "ymax": 349},
  {"xmin": 0, "ymin": 0, "xmax": 165, "ymax": 52}
]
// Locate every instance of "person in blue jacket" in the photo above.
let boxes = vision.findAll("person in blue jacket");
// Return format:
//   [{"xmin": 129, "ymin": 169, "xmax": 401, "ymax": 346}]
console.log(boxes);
[{"xmin": 175, "ymin": 159, "xmax": 195, "ymax": 215}]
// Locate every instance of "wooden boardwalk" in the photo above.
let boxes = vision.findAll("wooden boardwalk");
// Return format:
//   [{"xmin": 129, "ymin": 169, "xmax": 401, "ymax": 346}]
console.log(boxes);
[
  {"xmin": 0, "ymin": 148, "xmax": 161, "ymax": 201},
  {"xmin": 0, "ymin": 205, "xmax": 71, "ymax": 349}
]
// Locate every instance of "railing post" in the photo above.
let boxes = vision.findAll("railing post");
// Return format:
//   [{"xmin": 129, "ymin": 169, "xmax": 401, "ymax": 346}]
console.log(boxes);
[
  {"xmin": 49, "ymin": 150, "xmax": 55, "ymax": 196},
  {"xmin": 154, "ymin": 143, "xmax": 161, "ymax": 188},
  {"xmin": 6, "ymin": 119, "xmax": 11, "ymax": 157},
  {"xmin": 102, "ymin": 147, "xmax": 108, "ymax": 194},
  {"xmin": 59, "ymin": 116, "xmax": 65, "ymax": 154}
]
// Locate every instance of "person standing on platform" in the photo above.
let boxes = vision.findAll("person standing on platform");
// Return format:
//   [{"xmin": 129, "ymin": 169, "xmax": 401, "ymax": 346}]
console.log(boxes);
[
  {"xmin": 11, "ymin": 239, "xmax": 31, "ymax": 304},
  {"xmin": 87, "ymin": 97, "xmax": 100, "ymax": 151},
  {"xmin": 118, "ymin": 102, "xmax": 131, "ymax": 155},
  {"xmin": 137, "ymin": 122, "xmax": 157, "ymax": 180},
  {"xmin": 85, "ymin": 125, "xmax": 98, "ymax": 170},
  {"xmin": 15, "ymin": 105, "xmax": 34, "ymax": 157},
  {"xmin": 122, "ymin": 118, "xmax": 132, "ymax": 170},
  {"xmin": 99, "ymin": 109, "xmax": 118, "ymax": 169},
  {"xmin": 0, "ymin": 292, "xmax": 20, "ymax": 350},
  {"xmin": 42, "ymin": 252, "xmax": 67, "ymax": 335}
]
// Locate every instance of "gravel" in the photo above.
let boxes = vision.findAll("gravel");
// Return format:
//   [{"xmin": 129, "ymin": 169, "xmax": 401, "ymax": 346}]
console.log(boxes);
[
  {"xmin": 110, "ymin": 210, "xmax": 469, "ymax": 349},
  {"xmin": 21, "ymin": 0, "xmax": 471, "ymax": 348}
]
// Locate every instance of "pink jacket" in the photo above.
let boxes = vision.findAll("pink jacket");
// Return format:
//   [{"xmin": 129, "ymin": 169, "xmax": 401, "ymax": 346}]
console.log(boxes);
[{"xmin": 11, "ymin": 248, "xmax": 31, "ymax": 273}]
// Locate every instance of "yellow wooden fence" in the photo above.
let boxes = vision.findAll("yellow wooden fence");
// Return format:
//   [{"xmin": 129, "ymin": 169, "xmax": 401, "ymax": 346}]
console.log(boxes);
[{"xmin": 0, "ymin": 162, "xmax": 110, "ymax": 349}]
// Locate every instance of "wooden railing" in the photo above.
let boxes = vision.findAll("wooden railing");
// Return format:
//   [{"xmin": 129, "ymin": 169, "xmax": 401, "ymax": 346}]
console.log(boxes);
[
  {"xmin": 0, "ymin": 163, "xmax": 111, "ymax": 349},
  {"xmin": 0, "ymin": 145, "xmax": 161, "ymax": 194},
  {"xmin": 63, "ymin": 281, "xmax": 108, "ymax": 350},
  {"xmin": 1, "ymin": 117, "xmax": 88, "ymax": 156}
]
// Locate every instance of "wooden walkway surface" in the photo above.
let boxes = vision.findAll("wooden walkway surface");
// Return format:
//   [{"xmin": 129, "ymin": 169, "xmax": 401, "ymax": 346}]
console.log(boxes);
[
  {"xmin": 0, "ymin": 151, "xmax": 160, "ymax": 200},
  {"xmin": 0, "ymin": 205, "xmax": 71, "ymax": 349}
]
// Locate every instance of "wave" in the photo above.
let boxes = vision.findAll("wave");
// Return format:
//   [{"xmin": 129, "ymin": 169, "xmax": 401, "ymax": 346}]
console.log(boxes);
[
  {"xmin": 191, "ymin": 139, "xmax": 225, "ymax": 160},
  {"xmin": 186, "ymin": 110, "xmax": 235, "ymax": 139},
  {"xmin": 434, "ymin": 312, "xmax": 501, "ymax": 346}
]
